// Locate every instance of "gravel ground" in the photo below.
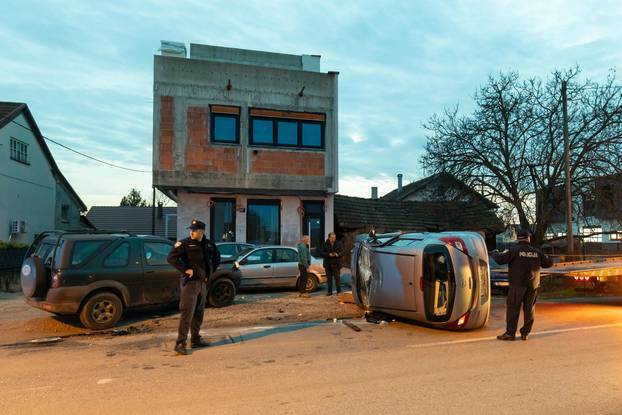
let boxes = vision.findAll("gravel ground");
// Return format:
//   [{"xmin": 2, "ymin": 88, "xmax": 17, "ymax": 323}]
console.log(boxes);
[{"xmin": 0, "ymin": 272, "xmax": 362, "ymax": 344}]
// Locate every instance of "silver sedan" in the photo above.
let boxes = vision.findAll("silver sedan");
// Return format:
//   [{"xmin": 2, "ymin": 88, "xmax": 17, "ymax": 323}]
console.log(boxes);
[{"xmin": 230, "ymin": 245, "xmax": 327, "ymax": 291}]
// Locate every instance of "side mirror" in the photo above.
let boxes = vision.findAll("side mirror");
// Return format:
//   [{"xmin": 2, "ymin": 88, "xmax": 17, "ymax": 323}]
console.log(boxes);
[{"xmin": 239, "ymin": 258, "xmax": 247, "ymax": 266}]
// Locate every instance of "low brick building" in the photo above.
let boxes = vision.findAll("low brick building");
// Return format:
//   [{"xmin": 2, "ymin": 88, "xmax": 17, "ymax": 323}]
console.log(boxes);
[{"xmin": 153, "ymin": 43, "xmax": 338, "ymax": 250}]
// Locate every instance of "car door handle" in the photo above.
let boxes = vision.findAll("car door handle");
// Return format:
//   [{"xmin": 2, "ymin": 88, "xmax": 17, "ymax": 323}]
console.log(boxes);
[
  {"xmin": 146, "ymin": 270, "xmax": 155, "ymax": 274},
  {"xmin": 263, "ymin": 265, "xmax": 271, "ymax": 268}
]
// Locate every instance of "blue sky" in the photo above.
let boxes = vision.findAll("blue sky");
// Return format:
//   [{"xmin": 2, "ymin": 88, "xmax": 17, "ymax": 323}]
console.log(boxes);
[{"xmin": 2, "ymin": 0, "xmax": 621, "ymax": 207}]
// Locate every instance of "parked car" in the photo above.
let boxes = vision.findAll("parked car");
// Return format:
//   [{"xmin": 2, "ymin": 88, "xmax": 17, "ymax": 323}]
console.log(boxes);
[
  {"xmin": 351, "ymin": 231, "xmax": 491, "ymax": 330},
  {"xmin": 489, "ymin": 256, "xmax": 509, "ymax": 295},
  {"xmin": 215, "ymin": 242, "xmax": 255, "ymax": 259},
  {"xmin": 20, "ymin": 231, "xmax": 241, "ymax": 330},
  {"xmin": 220, "ymin": 245, "xmax": 326, "ymax": 291}
]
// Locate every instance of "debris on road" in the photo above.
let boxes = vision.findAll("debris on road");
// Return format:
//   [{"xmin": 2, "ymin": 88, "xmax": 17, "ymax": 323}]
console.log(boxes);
[{"xmin": 342, "ymin": 321, "xmax": 362, "ymax": 332}]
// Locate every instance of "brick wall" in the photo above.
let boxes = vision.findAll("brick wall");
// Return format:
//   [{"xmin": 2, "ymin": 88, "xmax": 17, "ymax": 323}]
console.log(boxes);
[
  {"xmin": 251, "ymin": 150, "xmax": 324, "ymax": 175},
  {"xmin": 159, "ymin": 96, "xmax": 174, "ymax": 170},
  {"xmin": 185, "ymin": 107, "xmax": 238, "ymax": 173}
]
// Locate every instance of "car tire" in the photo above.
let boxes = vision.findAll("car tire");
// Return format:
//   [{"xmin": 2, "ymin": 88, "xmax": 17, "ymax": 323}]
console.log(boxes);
[
  {"xmin": 299, "ymin": 274, "xmax": 319, "ymax": 292},
  {"xmin": 208, "ymin": 278, "xmax": 236, "ymax": 308},
  {"xmin": 79, "ymin": 292, "xmax": 123, "ymax": 330}
]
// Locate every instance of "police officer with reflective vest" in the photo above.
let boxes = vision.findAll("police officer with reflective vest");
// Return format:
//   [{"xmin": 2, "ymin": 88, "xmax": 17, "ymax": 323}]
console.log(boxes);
[
  {"xmin": 167, "ymin": 219, "xmax": 221, "ymax": 355},
  {"xmin": 492, "ymin": 229, "xmax": 553, "ymax": 341}
]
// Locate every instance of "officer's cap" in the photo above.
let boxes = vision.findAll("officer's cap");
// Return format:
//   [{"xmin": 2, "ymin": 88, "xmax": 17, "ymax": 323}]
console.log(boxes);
[
  {"xmin": 517, "ymin": 229, "xmax": 531, "ymax": 240},
  {"xmin": 187, "ymin": 219, "xmax": 206, "ymax": 230}
]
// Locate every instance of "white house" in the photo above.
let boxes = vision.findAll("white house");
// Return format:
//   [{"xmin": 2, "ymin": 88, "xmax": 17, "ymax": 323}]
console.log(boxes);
[{"xmin": 0, "ymin": 102, "xmax": 88, "ymax": 244}]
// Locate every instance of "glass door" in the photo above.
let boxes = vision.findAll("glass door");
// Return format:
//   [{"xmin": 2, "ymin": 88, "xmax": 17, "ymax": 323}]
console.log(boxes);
[
  {"xmin": 211, "ymin": 199, "xmax": 236, "ymax": 242},
  {"xmin": 302, "ymin": 201, "xmax": 324, "ymax": 256}
]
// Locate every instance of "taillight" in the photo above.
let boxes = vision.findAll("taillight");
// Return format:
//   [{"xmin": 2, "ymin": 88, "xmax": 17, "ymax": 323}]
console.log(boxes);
[
  {"xmin": 51, "ymin": 270, "xmax": 61, "ymax": 288},
  {"xmin": 446, "ymin": 311, "xmax": 470, "ymax": 329},
  {"xmin": 439, "ymin": 237, "xmax": 469, "ymax": 256}
]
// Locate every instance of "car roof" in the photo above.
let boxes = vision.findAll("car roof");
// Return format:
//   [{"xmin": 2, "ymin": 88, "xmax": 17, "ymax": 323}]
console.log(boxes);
[{"xmin": 250, "ymin": 245, "xmax": 296, "ymax": 249}]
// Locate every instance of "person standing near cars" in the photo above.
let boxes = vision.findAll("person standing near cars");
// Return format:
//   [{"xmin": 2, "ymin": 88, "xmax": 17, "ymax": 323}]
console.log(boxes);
[
  {"xmin": 492, "ymin": 229, "xmax": 552, "ymax": 341},
  {"xmin": 297, "ymin": 235, "xmax": 311, "ymax": 298},
  {"xmin": 167, "ymin": 219, "xmax": 221, "ymax": 355},
  {"xmin": 322, "ymin": 232, "xmax": 343, "ymax": 296}
]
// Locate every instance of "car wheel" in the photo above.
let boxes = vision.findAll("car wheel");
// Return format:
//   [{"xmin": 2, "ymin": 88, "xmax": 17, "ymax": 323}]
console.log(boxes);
[
  {"xmin": 79, "ymin": 292, "xmax": 123, "ymax": 330},
  {"xmin": 209, "ymin": 278, "xmax": 236, "ymax": 308},
  {"xmin": 300, "ymin": 274, "xmax": 319, "ymax": 292}
]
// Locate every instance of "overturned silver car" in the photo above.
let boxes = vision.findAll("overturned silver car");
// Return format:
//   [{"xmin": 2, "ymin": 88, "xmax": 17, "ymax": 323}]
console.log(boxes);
[{"xmin": 351, "ymin": 231, "xmax": 490, "ymax": 330}]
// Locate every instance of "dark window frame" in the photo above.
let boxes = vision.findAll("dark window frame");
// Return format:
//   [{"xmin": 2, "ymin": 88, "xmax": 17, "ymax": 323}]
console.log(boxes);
[
  {"xmin": 210, "ymin": 198, "xmax": 236, "ymax": 242},
  {"xmin": 210, "ymin": 111, "xmax": 240, "ymax": 144},
  {"xmin": 248, "ymin": 111, "xmax": 325, "ymax": 150},
  {"xmin": 246, "ymin": 199, "xmax": 281, "ymax": 245},
  {"xmin": 249, "ymin": 116, "xmax": 275, "ymax": 146},
  {"xmin": 10, "ymin": 137, "xmax": 29, "ymax": 165}
]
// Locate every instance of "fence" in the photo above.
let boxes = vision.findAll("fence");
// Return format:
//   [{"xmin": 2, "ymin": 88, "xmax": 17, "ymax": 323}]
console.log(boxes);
[{"xmin": 0, "ymin": 248, "xmax": 27, "ymax": 292}]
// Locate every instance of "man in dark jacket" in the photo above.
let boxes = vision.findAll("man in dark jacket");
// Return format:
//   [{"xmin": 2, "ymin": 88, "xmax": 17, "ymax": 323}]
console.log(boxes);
[
  {"xmin": 167, "ymin": 219, "xmax": 221, "ymax": 355},
  {"xmin": 492, "ymin": 229, "xmax": 553, "ymax": 341},
  {"xmin": 322, "ymin": 232, "xmax": 344, "ymax": 296}
]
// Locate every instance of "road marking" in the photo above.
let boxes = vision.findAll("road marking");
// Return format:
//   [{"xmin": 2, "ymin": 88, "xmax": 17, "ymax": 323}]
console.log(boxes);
[{"xmin": 406, "ymin": 322, "xmax": 622, "ymax": 349}]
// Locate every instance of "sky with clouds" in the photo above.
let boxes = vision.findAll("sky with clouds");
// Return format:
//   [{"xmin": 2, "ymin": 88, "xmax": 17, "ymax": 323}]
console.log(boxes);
[{"xmin": 2, "ymin": 0, "xmax": 622, "ymax": 208}]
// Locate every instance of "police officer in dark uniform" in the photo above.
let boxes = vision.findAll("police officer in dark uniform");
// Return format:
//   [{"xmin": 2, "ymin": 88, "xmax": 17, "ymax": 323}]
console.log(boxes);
[
  {"xmin": 167, "ymin": 219, "xmax": 221, "ymax": 355},
  {"xmin": 492, "ymin": 229, "xmax": 553, "ymax": 341}
]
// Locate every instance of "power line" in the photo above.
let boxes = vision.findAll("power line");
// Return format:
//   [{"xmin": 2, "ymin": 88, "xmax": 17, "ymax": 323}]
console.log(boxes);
[{"xmin": 10, "ymin": 119, "xmax": 151, "ymax": 173}]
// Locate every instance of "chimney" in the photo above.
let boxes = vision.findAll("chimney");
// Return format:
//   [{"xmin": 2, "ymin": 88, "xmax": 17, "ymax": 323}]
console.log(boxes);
[
  {"xmin": 397, "ymin": 174, "xmax": 403, "ymax": 195},
  {"xmin": 371, "ymin": 187, "xmax": 378, "ymax": 200},
  {"xmin": 157, "ymin": 202, "xmax": 163, "ymax": 219}
]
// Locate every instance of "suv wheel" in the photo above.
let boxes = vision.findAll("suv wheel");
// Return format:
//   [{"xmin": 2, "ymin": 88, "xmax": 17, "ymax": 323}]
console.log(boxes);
[
  {"xmin": 208, "ymin": 278, "xmax": 236, "ymax": 308},
  {"xmin": 79, "ymin": 292, "xmax": 123, "ymax": 330}
]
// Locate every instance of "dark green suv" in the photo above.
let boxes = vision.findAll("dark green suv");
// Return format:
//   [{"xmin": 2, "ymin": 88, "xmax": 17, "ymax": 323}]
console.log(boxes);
[{"xmin": 20, "ymin": 231, "xmax": 240, "ymax": 330}]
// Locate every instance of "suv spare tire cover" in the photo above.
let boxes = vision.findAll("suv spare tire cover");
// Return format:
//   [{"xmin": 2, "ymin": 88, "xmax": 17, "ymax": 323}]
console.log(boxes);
[{"xmin": 21, "ymin": 256, "xmax": 46, "ymax": 298}]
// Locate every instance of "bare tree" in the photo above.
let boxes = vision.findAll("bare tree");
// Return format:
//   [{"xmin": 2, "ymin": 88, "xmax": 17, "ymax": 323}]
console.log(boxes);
[{"xmin": 422, "ymin": 67, "xmax": 622, "ymax": 244}]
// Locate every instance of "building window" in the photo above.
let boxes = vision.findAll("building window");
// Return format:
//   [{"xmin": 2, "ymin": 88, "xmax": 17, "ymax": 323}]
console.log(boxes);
[
  {"xmin": 61, "ymin": 205, "xmax": 70, "ymax": 222},
  {"xmin": 610, "ymin": 232, "xmax": 622, "ymax": 241},
  {"xmin": 250, "ymin": 118, "xmax": 274, "ymax": 144},
  {"xmin": 210, "ymin": 113, "xmax": 239, "ymax": 143},
  {"xmin": 249, "ymin": 108, "xmax": 325, "ymax": 149},
  {"xmin": 581, "ymin": 227, "xmax": 602, "ymax": 243},
  {"xmin": 301, "ymin": 121, "xmax": 323, "ymax": 148},
  {"xmin": 211, "ymin": 199, "xmax": 236, "ymax": 242},
  {"xmin": 247, "ymin": 200, "xmax": 280, "ymax": 245},
  {"xmin": 10, "ymin": 138, "xmax": 29, "ymax": 164},
  {"xmin": 277, "ymin": 120, "xmax": 298, "ymax": 146}
]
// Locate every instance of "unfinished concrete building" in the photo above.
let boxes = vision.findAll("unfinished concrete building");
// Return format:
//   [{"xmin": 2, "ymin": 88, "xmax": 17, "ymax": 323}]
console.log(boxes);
[{"xmin": 152, "ymin": 42, "xmax": 338, "ymax": 250}]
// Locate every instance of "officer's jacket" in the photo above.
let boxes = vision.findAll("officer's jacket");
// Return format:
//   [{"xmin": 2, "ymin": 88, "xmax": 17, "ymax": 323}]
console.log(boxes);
[
  {"xmin": 492, "ymin": 241, "xmax": 553, "ymax": 289},
  {"xmin": 167, "ymin": 236, "xmax": 221, "ymax": 281}
]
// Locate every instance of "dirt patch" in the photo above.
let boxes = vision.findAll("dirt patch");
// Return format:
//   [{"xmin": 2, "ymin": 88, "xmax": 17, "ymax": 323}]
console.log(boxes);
[{"xmin": 0, "ymin": 290, "xmax": 363, "ymax": 344}]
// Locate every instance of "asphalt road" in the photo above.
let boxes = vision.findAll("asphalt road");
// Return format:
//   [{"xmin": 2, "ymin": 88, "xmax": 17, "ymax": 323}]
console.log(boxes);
[{"xmin": 1, "ymin": 295, "xmax": 622, "ymax": 415}]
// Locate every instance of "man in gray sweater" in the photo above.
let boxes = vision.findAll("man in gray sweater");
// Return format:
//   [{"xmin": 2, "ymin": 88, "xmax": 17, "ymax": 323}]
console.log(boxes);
[{"xmin": 297, "ymin": 235, "xmax": 311, "ymax": 298}]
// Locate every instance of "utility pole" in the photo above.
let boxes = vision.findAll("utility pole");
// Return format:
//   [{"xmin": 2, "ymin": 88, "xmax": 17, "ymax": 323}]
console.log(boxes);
[
  {"xmin": 562, "ymin": 80, "xmax": 574, "ymax": 254},
  {"xmin": 151, "ymin": 186, "xmax": 156, "ymax": 236}
]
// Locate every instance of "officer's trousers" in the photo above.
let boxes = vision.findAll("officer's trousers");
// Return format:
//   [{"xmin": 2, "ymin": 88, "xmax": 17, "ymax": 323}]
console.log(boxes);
[
  {"xmin": 506, "ymin": 285, "xmax": 538, "ymax": 336},
  {"xmin": 176, "ymin": 279, "xmax": 207, "ymax": 345}
]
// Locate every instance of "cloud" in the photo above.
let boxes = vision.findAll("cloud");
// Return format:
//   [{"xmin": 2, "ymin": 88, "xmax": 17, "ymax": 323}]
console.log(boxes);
[{"xmin": 2, "ymin": 0, "xmax": 621, "ymax": 207}]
